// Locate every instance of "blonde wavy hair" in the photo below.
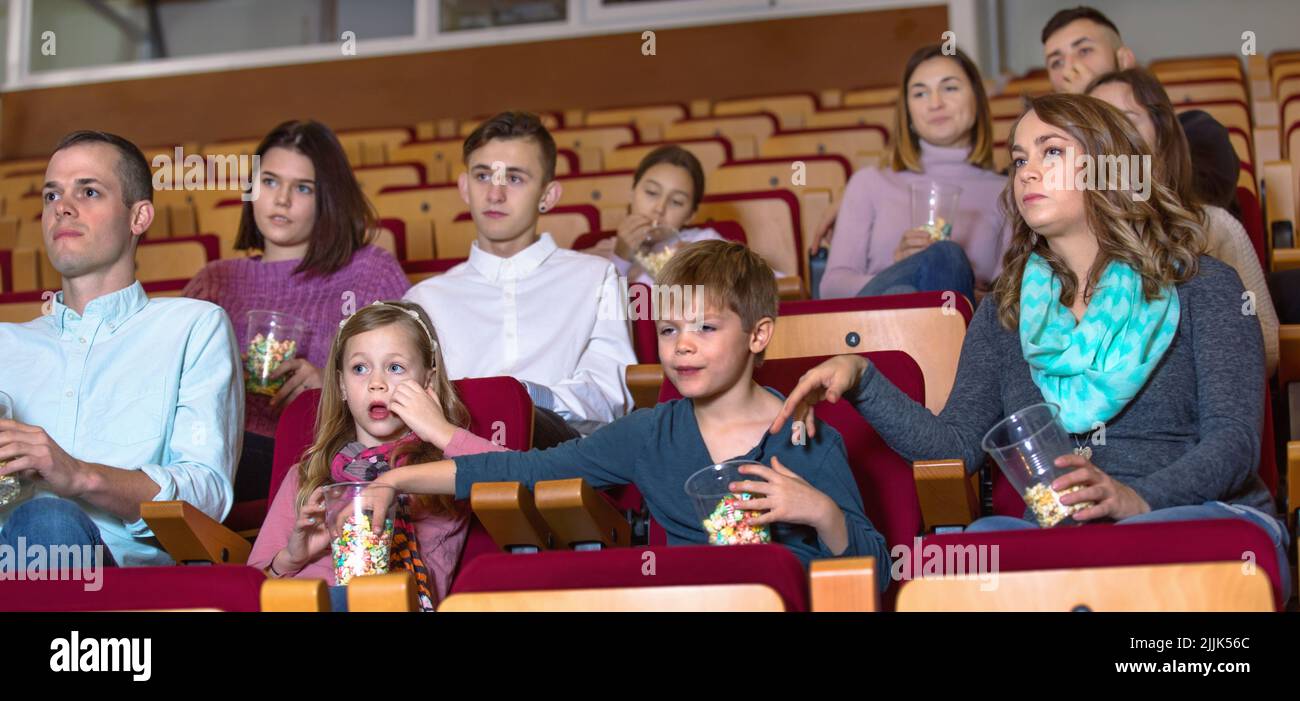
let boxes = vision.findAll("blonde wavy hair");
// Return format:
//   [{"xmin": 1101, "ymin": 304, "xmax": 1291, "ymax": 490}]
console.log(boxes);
[
  {"xmin": 294, "ymin": 301, "xmax": 468, "ymax": 516},
  {"xmin": 994, "ymin": 93, "xmax": 1207, "ymax": 330}
]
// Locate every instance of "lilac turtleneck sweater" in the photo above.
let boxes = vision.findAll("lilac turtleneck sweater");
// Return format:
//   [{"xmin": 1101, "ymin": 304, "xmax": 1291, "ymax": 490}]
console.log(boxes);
[
  {"xmin": 820, "ymin": 142, "xmax": 1011, "ymax": 299},
  {"xmin": 183, "ymin": 245, "xmax": 410, "ymax": 436}
]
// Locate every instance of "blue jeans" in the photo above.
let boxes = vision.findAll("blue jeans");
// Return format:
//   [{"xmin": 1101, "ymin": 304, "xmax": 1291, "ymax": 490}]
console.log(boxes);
[
  {"xmin": 0, "ymin": 497, "xmax": 118, "ymax": 568},
  {"xmin": 858, "ymin": 240, "xmax": 976, "ymax": 305},
  {"xmin": 966, "ymin": 501, "xmax": 1291, "ymax": 602},
  {"xmin": 328, "ymin": 585, "xmax": 349, "ymax": 612}
]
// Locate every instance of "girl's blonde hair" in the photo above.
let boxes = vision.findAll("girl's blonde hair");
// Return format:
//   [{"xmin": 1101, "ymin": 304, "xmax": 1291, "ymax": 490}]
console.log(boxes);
[
  {"xmin": 993, "ymin": 93, "xmax": 1206, "ymax": 330},
  {"xmin": 294, "ymin": 301, "xmax": 468, "ymax": 515}
]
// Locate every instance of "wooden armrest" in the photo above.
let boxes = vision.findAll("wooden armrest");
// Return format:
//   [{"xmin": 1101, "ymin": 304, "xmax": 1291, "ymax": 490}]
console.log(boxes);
[
  {"xmin": 534, "ymin": 478, "xmax": 632, "ymax": 549},
  {"xmin": 470, "ymin": 482, "xmax": 554, "ymax": 552},
  {"xmin": 140, "ymin": 500, "xmax": 251, "ymax": 564},
  {"xmin": 912, "ymin": 459, "xmax": 978, "ymax": 531},
  {"xmin": 809, "ymin": 556, "xmax": 878, "ymax": 612},
  {"xmin": 348, "ymin": 571, "xmax": 417, "ymax": 612},
  {"xmin": 439, "ymin": 583, "xmax": 784, "ymax": 612},
  {"xmin": 1274, "ymin": 247, "xmax": 1300, "ymax": 273},
  {"xmin": 261, "ymin": 578, "xmax": 329, "ymax": 612},
  {"xmin": 776, "ymin": 273, "xmax": 805, "ymax": 301},
  {"xmin": 626, "ymin": 363, "xmax": 664, "ymax": 409},
  {"xmin": 1281, "ymin": 325, "xmax": 1300, "ymax": 390},
  {"xmin": 1288, "ymin": 441, "xmax": 1299, "ymax": 524}
]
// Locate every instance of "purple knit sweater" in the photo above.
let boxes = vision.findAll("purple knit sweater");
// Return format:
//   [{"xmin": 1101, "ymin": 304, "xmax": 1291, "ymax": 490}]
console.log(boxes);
[{"xmin": 183, "ymin": 245, "xmax": 410, "ymax": 436}]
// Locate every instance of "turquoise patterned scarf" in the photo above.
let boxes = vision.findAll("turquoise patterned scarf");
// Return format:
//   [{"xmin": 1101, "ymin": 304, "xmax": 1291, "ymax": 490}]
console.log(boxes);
[{"xmin": 1019, "ymin": 253, "xmax": 1180, "ymax": 434}]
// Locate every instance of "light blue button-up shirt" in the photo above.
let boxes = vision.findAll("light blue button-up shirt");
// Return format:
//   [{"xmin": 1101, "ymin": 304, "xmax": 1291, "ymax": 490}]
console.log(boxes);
[{"xmin": 0, "ymin": 281, "xmax": 243, "ymax": 566}]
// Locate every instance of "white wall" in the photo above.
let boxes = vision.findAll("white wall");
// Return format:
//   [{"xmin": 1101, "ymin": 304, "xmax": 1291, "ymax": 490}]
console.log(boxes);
[{"xmin": 1000, "ymin": 0, "xmax": 1300, "ymax": 75}]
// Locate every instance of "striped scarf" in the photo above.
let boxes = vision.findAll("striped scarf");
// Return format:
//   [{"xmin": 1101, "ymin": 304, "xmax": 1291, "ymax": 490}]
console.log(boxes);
[
  {"xmin": 331, "ymin": 433, "xmax": 436, "ymax": 612},
  {"xmin": 1019, "ymin": 253, "xmax": 1181, "ymax": 434}
]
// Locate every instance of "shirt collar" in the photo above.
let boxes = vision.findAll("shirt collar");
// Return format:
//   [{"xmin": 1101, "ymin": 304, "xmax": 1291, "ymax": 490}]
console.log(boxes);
[
  {"xmin": 50, "ymin": 280, "xmax": 148, "ymax": 334},
  {"xmin": 467, "ymin": 233, "xmax": 558, "ymax": 282}
]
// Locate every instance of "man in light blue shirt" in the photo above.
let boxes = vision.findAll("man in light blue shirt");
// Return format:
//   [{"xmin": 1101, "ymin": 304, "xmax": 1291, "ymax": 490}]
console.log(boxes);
[{"xmin": 0, "ymin": 131, "xmax": 242, "ymax": 567}]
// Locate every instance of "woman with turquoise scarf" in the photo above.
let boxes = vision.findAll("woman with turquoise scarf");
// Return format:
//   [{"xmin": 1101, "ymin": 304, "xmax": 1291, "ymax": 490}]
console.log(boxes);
[{"xmin": 770, "ymin": 93, "xmax": 1289, "ymax": 600}]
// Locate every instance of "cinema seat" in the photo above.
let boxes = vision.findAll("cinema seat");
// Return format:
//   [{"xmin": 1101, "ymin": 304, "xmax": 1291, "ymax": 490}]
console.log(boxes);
[
  {"xmin": 372, "ymin": 182, "xmax": 465, "ymax": 259},
  {"xmin": 352, "ymin": 162, "xmax": 426, "ymax": 200},
  {"xmin": 401, "ymin": 256, "xmax": 465, "ymax": 285},
  {"xmin": 583, "ymin": 103, "xmax": 688, "ymax": 142},
  {"xmin": 665, "ymin": 114, "xmax": 780, "ymax": 160},
  {"xmin": 713, "ymin": 92, "xmax": 819, "ymax": 129},
  {"xmin": 695, "ymin": 190, "xmax": 803, "ymax": 280},
  {"xmin": 1164, "ymin": 79, "xmax": 1249, "ymax": 105},
  {"xmin": 0, "ymin": 289, "xmax": 49, "ymax": 323},
  {"xmin": 135, "ymin": 234, "xmax": 219, "ymax": 283},
  {"xmin": 899, "ymin": 519, "xmax": 1284, "ymax": 611},
  {"xmin": 759, "ymin": 126, "xmax": 889, "ymax": 166},
  {"xmin": 548, "ymin": 125, "xmax": 639, "ymax": 171},
  {"xmin": 842, "ymin": 85, "xmax": 899, "ymax": 107},
  {"xmin": 440, "ymin": 582, "xmax": 787, "ymax": 612},
  {"xmin": 335, "ymin": 127, "xmax": 415, "ymax": 166},
  {"xmin": 445, "ymin": 543, "xmax": 812, "ymax": 611},
  {"xmin": 388, "ymin": 138, "xmax": 463, "ymax": 184},
  {"xmin": 712, "ymin": 156, "xmax": 850, "ymax": 248},
  {"xmin": 554, "ymin": 171, "xmax": 636, "ymax": 229},
  {"xmin": 804, "ymin": 105, "xmax": 895, "ymax": 132},
  {"xmin": 0, "ymin": 565, "xmax": 266, "ymax": 612},
  {"xmin": 605, "ymin": 137, "xmax": 732, "ymax": 173}
]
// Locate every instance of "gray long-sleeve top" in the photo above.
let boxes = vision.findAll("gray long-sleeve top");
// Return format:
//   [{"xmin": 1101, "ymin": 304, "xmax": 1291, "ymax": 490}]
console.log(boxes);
[{"xmin": 846, "ymin": 256, "xmax": 1274, "ymax": 514}]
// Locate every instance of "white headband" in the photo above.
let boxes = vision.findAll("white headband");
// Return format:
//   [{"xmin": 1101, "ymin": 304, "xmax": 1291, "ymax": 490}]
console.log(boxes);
[{"xmin": 339, "ymin": 301, "xmax": 439, "ymax": 354}]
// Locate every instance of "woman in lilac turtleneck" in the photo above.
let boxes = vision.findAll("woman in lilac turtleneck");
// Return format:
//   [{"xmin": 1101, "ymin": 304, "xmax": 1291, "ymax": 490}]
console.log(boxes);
[
  {"xmin": 184, "ymin": 120, "xmax": 410, "ymax": 502},
  {"xmin": 820, "ymin": 45, "xmax": 1010, "ymax": 302}
]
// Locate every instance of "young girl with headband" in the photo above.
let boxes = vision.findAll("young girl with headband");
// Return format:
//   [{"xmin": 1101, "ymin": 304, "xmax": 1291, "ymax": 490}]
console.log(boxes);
[{"xmin": 248, "ymin": 300, "xmax": 505, "ymax": 610}]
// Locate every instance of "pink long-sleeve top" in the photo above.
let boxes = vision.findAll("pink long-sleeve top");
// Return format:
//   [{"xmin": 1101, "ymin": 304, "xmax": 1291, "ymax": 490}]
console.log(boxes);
[
  {"xmin": 248, "ymin": 429, "xmax": 506, "ymax": 604},
  {"xmin": 820, "ymin": 142, "xmax": 1011, "ymax": 299}
]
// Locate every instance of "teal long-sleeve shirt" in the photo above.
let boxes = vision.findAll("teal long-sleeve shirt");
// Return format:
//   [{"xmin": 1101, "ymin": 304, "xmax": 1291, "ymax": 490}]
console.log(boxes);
[{"xmin": 452, "ymin": 389, "xmax": 891, "ymax": 590}]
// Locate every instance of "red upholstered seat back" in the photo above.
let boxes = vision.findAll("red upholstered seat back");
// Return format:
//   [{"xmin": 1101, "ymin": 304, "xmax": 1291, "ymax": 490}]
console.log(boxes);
[
  {"xmin": 450, "ymin": 543, "xmax": 809, "ymax": 611},
  {"xmin": 916, "ymin": 519, "xmax": 1285, "ymax": 611},
  {"xmin": 0, "ymin": 565, "xmax": 265, "ymax": 612},
  {"xmin": 1235, "ymin": 187, "xmax": 1266, "ymax": 268},
  {"xmin": 657, "ymin": 351, "xmax": 926, "ymax": 557},
  {"xmin": 271, "ymin": 377, "xmax": 535, "ymax": 572}
]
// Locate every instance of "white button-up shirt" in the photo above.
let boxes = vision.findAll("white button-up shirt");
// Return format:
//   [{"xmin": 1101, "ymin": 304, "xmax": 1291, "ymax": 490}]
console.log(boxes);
[
  {"xmin": 404, "ymin": 234, "xmax": 635, "ymax": 435},
  {"xmin": 0, "ymin": 281, "xmax": 243, "ymax": 566}
]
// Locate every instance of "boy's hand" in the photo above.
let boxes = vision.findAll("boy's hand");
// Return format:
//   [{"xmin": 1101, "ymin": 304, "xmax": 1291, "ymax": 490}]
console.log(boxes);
[
  {"xmin": 390, "ymin": 380, "xmax": 456, "ymax": 449},
  {"xmin": 1050, "ymin": 454, "xmax": 1150, "ymax": 522},
  {"xmin": 768, "ymin": 355, "xmax": 869, "ymax": 437}
]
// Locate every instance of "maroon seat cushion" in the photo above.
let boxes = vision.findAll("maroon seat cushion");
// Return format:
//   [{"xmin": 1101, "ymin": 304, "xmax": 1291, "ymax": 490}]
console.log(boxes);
[
  {"xmin": 0, "ymin": 565, "xmax": 265, "ymax": 612},
  {"xmin": 451, "ymin": 543, "xmax": 809, "ymax": 611},
  {"xmin": 918, "ymin": 518, "xmax": 1285, "ymax": 610}
]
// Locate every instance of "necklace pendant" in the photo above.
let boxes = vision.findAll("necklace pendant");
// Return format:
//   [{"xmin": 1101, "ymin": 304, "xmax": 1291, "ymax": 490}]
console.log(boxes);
[{"xmin": 1074, "ymin": 445, "xmax": 1093, "ymax": 460}]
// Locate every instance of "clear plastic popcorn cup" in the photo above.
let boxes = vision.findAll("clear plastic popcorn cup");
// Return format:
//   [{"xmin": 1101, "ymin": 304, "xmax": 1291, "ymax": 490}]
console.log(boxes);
[
  {"xmin": 325, "ymin": 482, "xmax": 396, "ymax": 585},
  {"xmin": 910, "ymin": 181, "xmax": 962, "ymax": 241},
  {"xmin": 685, "ymin": 460, "xmax": 772, "ymax": 546},
  {"xmin": 243, "ymin": 310, "xmax": 307, "ymax": 397},
  {"xmin": 629, "ymin": 226, "xmax": 686, "ymax": 281},
  {"xmin": 981, "ymin": 402, "xmax": 1091, "ymax": 528},
  {"xmin": 0, "ymin": 391, "xmax": 30, "ymax": 508}
]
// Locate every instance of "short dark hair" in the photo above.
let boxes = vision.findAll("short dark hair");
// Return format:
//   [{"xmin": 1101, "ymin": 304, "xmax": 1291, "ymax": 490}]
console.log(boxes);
[
  {"xmin": 634, "ymin": 145, "xmax": 706, "ymax": 211},
  {"xmin": 462, "ymin": 111, "xmax": 558, "ymax": 182},
  {"xmin": 52, "ymin": 130, "xmax": 152, "ymax": 207},
  {"xmin": 1041, "ymin": 6, "xmax": 1121, "ymax": 45},
  {"xmin": 234, "ymin": 119, "xmax": 377, "ymax": 277}
]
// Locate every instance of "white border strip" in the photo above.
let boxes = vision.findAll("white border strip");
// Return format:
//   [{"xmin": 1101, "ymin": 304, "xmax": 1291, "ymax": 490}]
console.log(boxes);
[{"xmin": 3, "ymin": 0, "xmax": 957, "ymax": 92}]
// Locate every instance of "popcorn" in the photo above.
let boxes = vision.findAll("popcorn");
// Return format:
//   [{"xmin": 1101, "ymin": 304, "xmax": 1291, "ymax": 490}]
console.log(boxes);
[
  {"xmin": 701, "ymin": 493, "xmax": 770, "ymax": 546},
  {"xmin": 0, "ymin": 474, "xmax": 20, "ymax": 508},
  {"xmin": 1023, "ymin": 483, "xmax": 1088, "ymax": 528},
  {"xmin": 244, "ymin": 333, "xmax": 299, "ymax": 397},
  {"xmin": 921, "ymin": 216, "xmax": 952, "ymax": 242},
  {"xmin": 632, "ymin": 242, "xmax": 680, "ymax": 280},
  {"xmin": 330, "ymin": 512, "xmax": 394, "ymax": 585}
]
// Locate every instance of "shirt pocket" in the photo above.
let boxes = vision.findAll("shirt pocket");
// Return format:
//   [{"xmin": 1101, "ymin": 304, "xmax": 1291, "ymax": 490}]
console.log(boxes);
[{"xmin": 87, "ymin": 377, "xmax": 166, "ymax": 447}]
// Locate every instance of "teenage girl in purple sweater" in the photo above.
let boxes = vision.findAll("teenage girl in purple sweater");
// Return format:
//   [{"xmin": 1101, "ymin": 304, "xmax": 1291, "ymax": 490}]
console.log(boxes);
[{"xmin": 184, "ymin": 120, "xmax": 410, "ymax": 501}]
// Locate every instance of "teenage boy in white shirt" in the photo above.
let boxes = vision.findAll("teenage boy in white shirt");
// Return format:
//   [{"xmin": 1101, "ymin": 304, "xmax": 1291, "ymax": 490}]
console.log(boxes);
[{"xmin": 403, "ymin": 112, "xmax": 635, "ymax": 446}]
